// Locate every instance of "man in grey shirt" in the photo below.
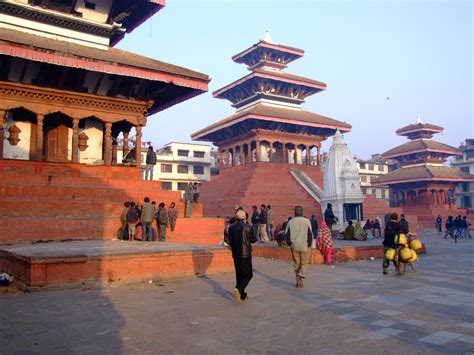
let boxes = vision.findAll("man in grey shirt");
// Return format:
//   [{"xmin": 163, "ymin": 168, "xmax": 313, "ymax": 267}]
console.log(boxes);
[
  {"xmin": 285, "ymin": 205, "xmax": 313, "ymax": 288},
  {"xmin": 140, "ymin": 197, "xmax": 155, "ymax": 241}
]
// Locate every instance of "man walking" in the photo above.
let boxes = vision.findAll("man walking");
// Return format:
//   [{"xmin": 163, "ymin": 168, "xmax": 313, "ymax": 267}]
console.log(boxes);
[
  {"xmin": 285, "ymin": 206, "xmax": 313, "ymax": 288},
  {"xmin": 251, "ymin": 206, "xmax": 260, "ymax": 241},
  {"xmin": 155, "ymin": 202, "xmax": 168, "ymax": 241},
  {"xmin": 399, "ymin": 214, "xmax": 409, "ymax": 234},
  {"xmin": 225, "ymin": 209, "xmax": 256, "ymax": 302},
  {"xmin": 310, "ymin": 215, "xmax": 319, "ymax": 240},
  {"xmin": 144, "ymin": 146, "xmax": 157, "ymax": 180},
  {"xmin": 141, "ymin": 197, "xmax": 154, "ymax": 241}
]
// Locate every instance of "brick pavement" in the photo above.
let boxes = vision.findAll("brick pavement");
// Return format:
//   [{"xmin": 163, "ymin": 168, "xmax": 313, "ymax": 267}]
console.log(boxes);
[{"xmin": 1, "ymin": 233, "xmax": 473, "ymax": 354}]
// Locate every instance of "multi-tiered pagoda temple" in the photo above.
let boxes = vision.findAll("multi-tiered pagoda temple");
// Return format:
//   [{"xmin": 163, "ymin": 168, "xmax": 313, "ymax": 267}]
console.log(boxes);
[
  {"xmin": 373, "ymin": 118, "xmax": 474, "ymax": 210},
  {"xmin": 192, "ymin": 34, "xmax": 351, "ymax": 220}
]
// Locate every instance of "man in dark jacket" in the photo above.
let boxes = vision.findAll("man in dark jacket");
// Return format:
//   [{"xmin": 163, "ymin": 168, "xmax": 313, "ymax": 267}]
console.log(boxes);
[
  {"xmin": 398, "ymin": 214, "xmax": 409, "ymax": 234},
  {"xmin": 324, "ymin": 203, "xmax": 338, "ymax": 237},
  {"xmin": 310, "ymin": 215, "xmax": 319, "ymax": 240},
  {"xmin": 225, "ymin": 209, "xmax": 256, "ymax": 302},
  {"xmin": 259, "ymin": 204, "xmax": 269, "ymax": 242},
  {"xmin": 251, "ymin": 206, "xmax": 260, "ymax": 242},
  {"xmin": 382, "ymin": 213, "xmax": 403, "ymax": 274},
  {"xmin": 144, "ymin": 146, "xmax": 157, "ymax": 180}
]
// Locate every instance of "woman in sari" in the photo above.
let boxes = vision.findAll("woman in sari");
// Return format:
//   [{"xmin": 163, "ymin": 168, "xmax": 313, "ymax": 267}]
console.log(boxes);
[
  {"xmin": 317, "ymin": 221, "xmax": 333, "ymax": 265},
  {"xmin": 354, "ymin": 221, "xmax": 367, "ymax": 241}
]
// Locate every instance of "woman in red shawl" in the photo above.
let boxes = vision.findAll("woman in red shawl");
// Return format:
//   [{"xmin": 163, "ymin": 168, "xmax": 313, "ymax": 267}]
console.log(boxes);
[{"xmin": 317, "ymin": 221, "xmax": 333, "ymax": 265}]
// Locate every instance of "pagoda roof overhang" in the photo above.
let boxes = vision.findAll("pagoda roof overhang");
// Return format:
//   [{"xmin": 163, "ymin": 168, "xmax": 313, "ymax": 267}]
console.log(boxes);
[
  {"xmin": 371, "ymin": 165, "xmax": 474, "ymax": 186},
  {"xmin": 213, "ymin": 69, "xmax": 326, "ymax": 103},
  {"xmin": 0, "ymin": 29, "xmax": 209, "ymax": 115},
  {"xmin": 191, "ymin": 104, "xmax": 351, "ymax": 144},
  {"xmin": 396, "ymin": 122, "xmax": 443, "ymax": 137},
  {"xmin": 381, "ymin": 139, "xmax": 461, "ymax": 160},
  {"xmin": 0, "ymin": 0, "xmax": 166, "ymax": 46},
  {"xmin": 232, "ymin": 40, "xmax": 304, "ymax": 67}
]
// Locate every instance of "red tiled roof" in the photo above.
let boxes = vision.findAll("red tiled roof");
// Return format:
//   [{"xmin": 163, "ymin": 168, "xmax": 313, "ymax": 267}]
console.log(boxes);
[
  {"xmin": 372, "ymin": 165, "xmax": 474, "ymax": 185},
  {"xmin": 382, "ymin": 139, "xmax": 461, "ymax": 159},
  {"xmin": 396, "ymin": 122, "xmax": 443, "ymax": 136},
  {"xmin": 0, "ymin": 28, "xmax": 209, "ymax": 83},
  {"xmin": 213, "ymin": 70, "xmax": 326, "ymax": 98},
  {"xmin": 192, "ymin": 104, "xmax": 351, "ymax": 140}
]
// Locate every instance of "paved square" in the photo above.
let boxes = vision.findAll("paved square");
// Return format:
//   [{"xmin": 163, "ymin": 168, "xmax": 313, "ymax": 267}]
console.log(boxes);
[{"xmin": 0, "ymin": 234, "xmax": 473, "ymax": 353}]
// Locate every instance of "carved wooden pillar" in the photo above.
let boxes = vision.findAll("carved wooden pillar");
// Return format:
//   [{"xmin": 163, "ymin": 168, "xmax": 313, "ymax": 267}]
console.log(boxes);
[
  {"xmin": 317, "ymin": 146, "xmax": 321, "ymax": 166},
  {"xmin": 268, "ymin": 141, "xmax": 273, "ymax": 163},
  {"xmin": 35, "ymin": 113, "xmax": 44, "ymax": 161},
  {"xmin": 104, "ymin": 122, "xmax": 112, "ymax": 166},
  {"xmin": 256, "ymin": 140, "xmax": 261, "ymax": 162},
  {"xmin": 294, "ymin": 146, "xmax": 298, "ymax": 164},
  {"xmin": 135, "ymin": 125, "xmax": 142, "ymax": 167},
  {"xmin": 306, "ymin": 146, "xmax": 311, "ymax": 165},
  {"xmin": 218, "ymin": 150, "xmax": 223, "ymax": 169},
  {"xmin": 226, "ymin": 149, "xmax": 230, "ymax": 168},
  {"xmin": 123, "ymin": 131, "xmax": 130, "ymax": 158},
  {"xmin": 0, "ymin": 110, "xmax": 5, "ymax": 159},
  {"xmin": 112, "ymin": 140, "xmax": 117, "ymax": 165},
  {"xmin": 72, "ymin": 118, "xmax": 79, "ymax": 163},
  {"xmin": 282, "ymin": 142, "xmax": 287, "ymax": 164},
  {"xmin": 232, "ymin": 146, "xmax": 237, "ymax": 166}
]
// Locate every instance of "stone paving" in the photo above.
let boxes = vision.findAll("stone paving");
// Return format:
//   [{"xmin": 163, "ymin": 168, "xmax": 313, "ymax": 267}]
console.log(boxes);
[{"xmin": 1, "ymin": 233, "xmax": 473, "ymax": 354}]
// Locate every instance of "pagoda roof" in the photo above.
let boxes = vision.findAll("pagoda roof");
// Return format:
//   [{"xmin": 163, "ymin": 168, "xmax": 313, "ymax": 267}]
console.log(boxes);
[
  {"xmin": 0, "ymin": 28, "xmax": 209, "ymax": 114},
  {"xmin": 382, "ymin": 139, "xmax": 461, "ymax": 159},
  {"xmin": 213, "ymin": 69, "xmax": 326, "ymax": 98},
  {"xmin": 396, "ymin": 122, "xmax": 443, "ymax": 136},
  {"xmin": 372, "ymin": 165, "xmax": 474, "ymax": 186},
  {"xmin": 232, "ymin": 40, "xmax": 304, "ymax": 66},
  {"xmin": 191, "ymin": 103, "xmax": 351, "ymax": 142}
]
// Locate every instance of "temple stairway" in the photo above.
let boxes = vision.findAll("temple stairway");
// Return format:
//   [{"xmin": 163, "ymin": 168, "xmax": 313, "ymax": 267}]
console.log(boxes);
[
  {"xmin": 0, "ymin": 160, "xmax": 223, "ymax": 245},
  {"xmin": 199, "ymin": 162, "xmax": 324, "ymax": 224}
]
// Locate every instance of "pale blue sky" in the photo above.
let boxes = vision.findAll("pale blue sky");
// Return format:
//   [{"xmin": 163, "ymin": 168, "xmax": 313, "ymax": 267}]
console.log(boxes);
[{"xmin": 117, "ymin": 0, "xmax": 473, "ymax": 158}]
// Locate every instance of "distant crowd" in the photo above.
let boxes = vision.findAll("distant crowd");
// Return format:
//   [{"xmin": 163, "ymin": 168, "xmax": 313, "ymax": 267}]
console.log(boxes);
[
  {"xmin": 119, "ymin": 182, "xmax": 202, "ymax": 242},
  {"xmin": 436, "ymin": 214, "xmax": 471, "ymax": 242}
]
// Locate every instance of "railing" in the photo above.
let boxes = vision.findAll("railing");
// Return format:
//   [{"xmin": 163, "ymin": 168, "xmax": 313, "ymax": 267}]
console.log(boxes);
[{"xmin": 289, "ymin": 169, "xmax": 323, "ymax": 203}]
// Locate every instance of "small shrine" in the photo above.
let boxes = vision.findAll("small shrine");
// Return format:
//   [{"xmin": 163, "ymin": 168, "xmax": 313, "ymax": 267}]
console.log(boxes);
[
  {"xmin": 322, "ymin": 131, "xmax": 364, "ymax": 229},
  {"xmin": 373, "ymin": 117, "xmax": 474, "ymax": 208}
]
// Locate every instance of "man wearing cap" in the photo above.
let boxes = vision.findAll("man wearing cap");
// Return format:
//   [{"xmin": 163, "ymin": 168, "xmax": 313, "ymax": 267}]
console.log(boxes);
[
  {"xmin": 225, "ymin": 209, "xmax": 257, "ymax": 302},
  {"xmin": 285, "ymin": 205, "xmax": 313, "ymax": 288}
]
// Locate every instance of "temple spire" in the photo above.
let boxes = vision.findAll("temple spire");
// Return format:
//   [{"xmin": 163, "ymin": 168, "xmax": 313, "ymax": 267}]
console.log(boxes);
[
  {"xmin": 262, "ymin": 31, "xmax": 275, "ymax": 44},
  {"xmin": 416, "ymin": 115, "xmax": 423, "ymax": 124}
]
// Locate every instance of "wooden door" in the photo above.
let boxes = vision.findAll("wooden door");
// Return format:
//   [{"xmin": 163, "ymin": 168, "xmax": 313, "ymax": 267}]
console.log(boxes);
[{"xmin": 45, "ymin": 124, "xmax": 69, "ymax": 162}]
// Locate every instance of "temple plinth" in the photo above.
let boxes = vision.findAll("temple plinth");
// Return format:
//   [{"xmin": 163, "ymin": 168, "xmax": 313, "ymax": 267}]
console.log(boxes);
[{"xmin": 192, "ymin": 34, "xmax": 351, "ymax": 221}]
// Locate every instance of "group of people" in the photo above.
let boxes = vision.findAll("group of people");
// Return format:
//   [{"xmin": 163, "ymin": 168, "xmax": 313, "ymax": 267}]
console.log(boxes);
[
  {"xmin": 224, "ymin": 205, "xmax": 334, "ymax": 302},
  {"xmin": 437, "ymin": 215, "xmax": 472, "ymax": 242},
  {"xmin": 119, "ymin": 197, "xmax": 179, "ymax": 242}
]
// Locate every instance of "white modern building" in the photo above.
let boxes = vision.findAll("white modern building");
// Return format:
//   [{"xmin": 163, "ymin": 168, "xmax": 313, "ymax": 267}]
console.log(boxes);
[
  {"xmin": 453, "ymin": 139, "xmax": 474, "ymax": 208},
  {"xmin": 118, "ymin": 142, "xmax": 212, "ymax": 191},
  {"xmin": 356, "ymin": 154, "xmax": 390, "ymax": 200}
]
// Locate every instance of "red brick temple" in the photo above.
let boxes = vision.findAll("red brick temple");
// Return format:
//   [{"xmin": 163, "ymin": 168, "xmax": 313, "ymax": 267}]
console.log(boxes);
[
  {"xmin": 192, "ymin": 34, "xmax": 351, "ymax": 221},
  {"xmin": 373, "ymin": 118, "xmax": 474, "ymax": 228},
  {"xmin": 0, "ymin": 0, "xmax": 223, "ymax": 245}
]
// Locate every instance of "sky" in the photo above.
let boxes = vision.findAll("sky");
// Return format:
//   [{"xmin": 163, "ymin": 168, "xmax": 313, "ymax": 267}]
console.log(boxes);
[{"xmin": 117, "ymin": 0, "xmax": 473, "ymax": 159}]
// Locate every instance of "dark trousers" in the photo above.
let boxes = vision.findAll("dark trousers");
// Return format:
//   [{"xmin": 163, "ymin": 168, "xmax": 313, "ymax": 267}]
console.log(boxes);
[
  {"xmin": 143, "ymin": 222, "xmax": 152, "ymax": 241},
  {"xmin": 233, "ymin": 257, "xmax": 253, "ymax": 299}
]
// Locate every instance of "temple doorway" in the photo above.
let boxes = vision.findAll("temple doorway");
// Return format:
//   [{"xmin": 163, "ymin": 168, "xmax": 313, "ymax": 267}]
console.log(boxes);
[{"xmin": 43, "ymin": 113, "xmax": 71, "ymax": 162}]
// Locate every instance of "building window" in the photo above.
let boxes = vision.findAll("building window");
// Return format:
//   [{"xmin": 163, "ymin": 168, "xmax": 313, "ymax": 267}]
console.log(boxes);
[
  {"xmin": 177, "ymin": 182, "xmax": 188, "ymax": 191},
  {"xmin": 84, "ymin": 1, "xmax": 96, "ymax": 9},
  {"xmin": 161, "ymin": 164, "xmax": 172, "ymax": 173},
  {"xmin": 461, "ymin": 182, "xmax": 469, "ymax": 192},
  {"xmin": 193, "ymin": 165, "xmax": 204, "ymax": 175},
  {"xmin": 193, "ymin": 151, "xmax": 205, "ymax": 158},
  {"xmin": 368, "ymin": 164, "xmax": 374, "ymax": 171},
  {"xmin": 460, "ymin": 166, "xmax": 470, "ymax": 173},
  {"xmin": 378, "ymin": 165, "xmax": 384, "ymax": 172},
  {"xmin": 161, "ymin": 182, "xmax": 172, "ymax": 190},
  {"xmin": 362, "ymin": 188, "xmax": 367, "ymax": 195},
  {"xmin": 360, "ymin": 175, "xmax": 368, "ymax": 182},
  {"xmin": 178, "ymin": 150, "xmax": 189, "ymax": 157},
  {"xmin": 372, "ymin": 188, "xmax": 377, "ymax": 196},
  {"xmin": 359, "ymin": 163, "xmax": 366, "ymax": 169},
  {"xmin": 381, "ymin": 189, "xmax": 386, "ymax": 199},
  {"xmin": 177, "ymin": 165, "xmax": 189, "ymax": 174},
  {"xmin": 466, "ymin": 151, "xmax": 474, "ymax": 159}
]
